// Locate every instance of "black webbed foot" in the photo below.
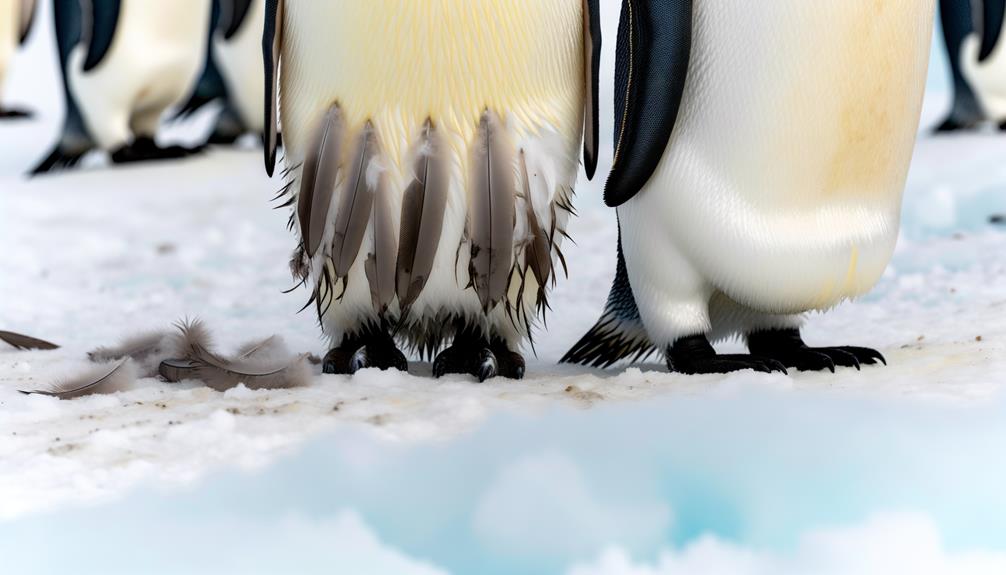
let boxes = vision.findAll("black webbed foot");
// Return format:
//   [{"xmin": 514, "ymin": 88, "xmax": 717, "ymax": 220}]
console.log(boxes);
[
  {"xmin": 747, "ymin": 328, "xmax": 886, "ymax": 372},
  {"xmin": 111, "ymin": 137, "xmax": 204, "ymax": 164},
  {"xmin": 0, "ymin": 107, "xmax": 32, "ymax": 119},
  {"xmin": 433, "ymin": 324, "xmax": 525, "ymax": 382},
  {"xmin": 323, "ymin": 330, "xmax": 407, "ymax": 375},
  {"xmin": 933, "ymin": 117, "xmax": 977, "ymax": 133},
  {"xmin": 667, "ymin": 335, "xmax": 788, "ymax": 375}
]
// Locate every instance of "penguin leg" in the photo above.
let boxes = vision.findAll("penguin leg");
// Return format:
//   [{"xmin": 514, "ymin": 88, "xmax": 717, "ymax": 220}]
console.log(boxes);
[
  {"xmin": 322, "ymin": 326, "xmax": 407, "ymax": 375},
  {"xmin": 747, "ymin": 328, "xmax": 886, "ymax": 372},
  {"xmin": 432, "ymin": 322, "xmax": 525, "ymax": 382}
]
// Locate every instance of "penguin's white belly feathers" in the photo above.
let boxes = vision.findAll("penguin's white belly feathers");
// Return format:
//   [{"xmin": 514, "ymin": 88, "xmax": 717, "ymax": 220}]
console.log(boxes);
[
  {"xmin": 69, "ymin": 0, "xmax": 211, "ymax": 148},
  {"xmin": 0, "ymin": 0, "xmax": 20, "ymax": 94},
  {"xmin": 213, "ymin": 0, "xmax": 265, "ymax": 132},
  {"xmin": 281, "ymin": 1, "xmax": 584, "ymax": 345},
  {"xmin": 625, "ymin": 0, "xmax": 933, "ymax": 320}
]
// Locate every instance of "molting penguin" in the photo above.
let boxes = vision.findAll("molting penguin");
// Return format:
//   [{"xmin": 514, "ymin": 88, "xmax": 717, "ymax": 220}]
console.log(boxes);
[
  {"xmin": 32, "ymin": 0, "xmax": 213, "ymax": 174},
  {"xmin": 961, "ymin": 0, "xmax": 1006, "ymax": 128},
  {"xmin": 177, "ymin": 0, "xmax": 265, "ymax": 145},
  {"xmin": 564, "ymin": 0, "xmax": 934, "ymax": 374},
  {"xmin": 265, "ymin": 0, "xmax": 600, "ymax": 380},
  {"xmin": 936, "ymin": 0, "xmax": 987, "ymax": 131},
  {"xmin": 0, "ymin": 0, "xmax": 36, "ymax": 118}
]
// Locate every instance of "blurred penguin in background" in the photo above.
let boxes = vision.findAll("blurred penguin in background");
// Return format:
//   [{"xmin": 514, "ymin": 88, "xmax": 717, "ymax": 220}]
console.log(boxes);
[
  {"xmin": 0, "ymin": 0, "xmax": 36, "ymax": 118},
  {"xmin": 936, "ymin": 0, "xmax": 1006, "ymax": 131},
  {"xmin": 32, "ymin": 0, "xmax": 213, "ymax": 174},
  {"xmin": 176, "ymin": 0, "xmax": 265, "ymax": 146}
]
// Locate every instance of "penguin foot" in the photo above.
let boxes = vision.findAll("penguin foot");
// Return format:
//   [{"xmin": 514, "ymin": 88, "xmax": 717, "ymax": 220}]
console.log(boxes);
[
  {"xmin": 747, "ymin": 328, "xmax": 886, "ymax": 372},
  {"xmin": 933, "ymin": 117, "xmax": 977, "ymax": 133},
  {"xmin": 322, "ymin": 332, "xmax": 407, "ymax": 375},
  {"xmin": 112, "ymin": 138, "xmax": 204, "ymax": 164},
  {"xmin": 0, "ymin": 107, "xmax": 32, "ymax": 119},
  {"xmin": 207, "ymin": 130, "xmax": 243, "ymax": 146},
  {"xmin": 666, "ymin": 335, "xmax": 788, "ymax": 375},
  {"xmin": 433, "ymin": 338, "xmax": 525, "ymax": 382}
]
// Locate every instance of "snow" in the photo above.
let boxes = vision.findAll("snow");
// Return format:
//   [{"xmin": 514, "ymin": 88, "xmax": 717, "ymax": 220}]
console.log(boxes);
[{"xmin": 1, "ymin": 3, "xmax": 1005, "ymax": 573}]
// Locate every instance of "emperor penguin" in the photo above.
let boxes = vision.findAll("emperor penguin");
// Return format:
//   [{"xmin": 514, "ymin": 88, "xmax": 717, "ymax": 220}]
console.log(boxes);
[
  {"xmin": 961, "ymin": 0, "xmax": 1006, "ymax": 128},
  {"xmin": 936, "ymin": 0, "xmax": 986, "ymax": 131},
  {"xmin": 0, "ymin": 0, "xmax": 36, "ymax": 118},
  {"xmin": 265, "ymin": 0, "xmax": 601, "ymax": 380},
  {"xmin": 177, "ymin": 0, "xmax": 265, "ymax": 145},
  {"xmin": 32, "ymin": 0, "xmax": 213, "ymax": 174},
  {"xmin": 563, "ymin": 0, "xmax": 934, "ymax": 374}
]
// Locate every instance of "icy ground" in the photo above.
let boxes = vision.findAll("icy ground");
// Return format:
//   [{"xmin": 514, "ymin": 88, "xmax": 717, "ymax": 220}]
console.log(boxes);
[{"xmin": 1, "ymin": 3, "xmax": 1006, "ymax": 573}]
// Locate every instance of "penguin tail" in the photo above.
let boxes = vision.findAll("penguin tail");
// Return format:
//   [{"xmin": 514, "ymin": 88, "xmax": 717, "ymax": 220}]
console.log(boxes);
[
  {"xmin": 29, "ymin": 143, "xmax": 92, "ymax": 176},
  {"xmin": 560, "ymin": 234, "xmax": 657, "ymax": 368}
]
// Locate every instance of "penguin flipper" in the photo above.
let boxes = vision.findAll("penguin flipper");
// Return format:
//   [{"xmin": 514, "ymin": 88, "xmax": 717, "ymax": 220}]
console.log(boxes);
[
  {"xmin": 582, "ymin": 0, "xmax": 602, "ymax": 180},
  {"xmin": 560, "ymin": 231, "xmax": 656, "ymax": 368},
  {"xmin": 18, "ymin": 0, "xmax": 37, "ymax": 45},
  {"xmin": 174, "ymin": 0, "xmax": 229, "ymax": 122},
  {"xmin": 83, "ymin": 0, "xmax": 122, "ymax": 72},
  {"xmin": 220, "ymin": 0, "xmax": 254, "ymax": 41},
  {"xmin": 263, "ymin": 0, "xmax": 284, "ymax": 176},
  {"xmin": 604, "ymin": 0, "xmax": 693, "ymax": 208},
  {"xmin": 979, "ymin": 0, "xmax": 1006, "ymax": 61}
]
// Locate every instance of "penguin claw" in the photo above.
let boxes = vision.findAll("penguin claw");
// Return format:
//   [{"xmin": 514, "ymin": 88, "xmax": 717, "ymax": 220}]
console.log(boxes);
[
  {"xmin": 432, "ymin": 339, "xmax": 525, "ymax": 382},
  {"xmin": 322, "ymin": 335, "xmax": 407, "ymax": 375},
  {"xmin": 477, "ymin": 349, "xmax": 498, "ymax": 383},
  {"xmin": 747, "ymin": 328, "xmax": 887, "ymax": 372},
  {"xmin": 667, "ymin": 335, "xmax": 789, "ymax": 376}
]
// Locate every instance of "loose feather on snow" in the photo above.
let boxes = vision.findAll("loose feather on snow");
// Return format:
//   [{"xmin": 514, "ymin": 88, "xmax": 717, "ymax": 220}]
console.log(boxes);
[
  {"xmin": 396, "ymin": 120, "xmax": 449, "ymax": 313},
  {"xmin": 20, "ymin": 359, "xmax": 135, "ymax": 400},
  {"xmin": 88, "ymin": 331, "xmax": 173, "ymax": 376},
  {"xmin": 0, "ymin": 330, "xmax": 59, "ymax": 351},
  {"xmin": 469, "ymin": 110, "xmax": 516, "ymax": 313}
]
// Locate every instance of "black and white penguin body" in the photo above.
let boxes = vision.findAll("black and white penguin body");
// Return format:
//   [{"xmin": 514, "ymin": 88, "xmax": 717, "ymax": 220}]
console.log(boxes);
[
  {"xmin": 266, "ymin": 0, "xmax": 600, "ymax": 380},
  {"xmin": 33, "ymin": 0, "xmax": 213, "ymax": 174},
  {"xmin": 961, "ymin": 0, "xmax": 1006, "ymax": 126},
  {"xmin": 565, "ymin": 0, "xmax": 934, "ymax": 374},
  {"xmin": 178, "ymin": 0, "xmax": 264, "ymax": 145},
  {"xmin": 0, "ymin": 0, "xmax": 36, "ymax": 118}
]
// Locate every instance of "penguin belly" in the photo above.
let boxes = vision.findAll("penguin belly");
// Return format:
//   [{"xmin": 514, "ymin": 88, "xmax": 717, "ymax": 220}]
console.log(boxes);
[
  {"xmin": 213, "ymin": 0, "xmax": 264, "ymax": 133},
  {"xmin": 281, "ymin": 1, "xmax": 584, "ymax": 348},
  {"xmin": 0, "ymin": 0, "xmax": 18, "ymax": 96},
  {"xmin": 68, "ymin": 0, "xmax": 212, "ymax": 149},
  {"xmin": 962, "ymin": 16, "xmax": 1006, "ymax": 123},
  {"xmin": 620, "ymin": 0, "xmax": 933, "ymax": 345}
]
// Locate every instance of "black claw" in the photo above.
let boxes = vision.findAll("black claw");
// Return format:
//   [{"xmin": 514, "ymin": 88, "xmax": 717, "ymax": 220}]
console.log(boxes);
[
  {"xmin": 477, "ymin": 349, "xmax": 498, "ymax": 383},
  {"xmin": 431, "ymin": 323, "xmax": 525, "ymax": 382},
  {"xmin": 748, "ymin": 328, "xmax": 887, "ymax": 372},
  {"xmin": 322, "ymin": 330, "xmax": 407, "ymax": 376},
  {"xmin": 837, "ymin": 346, "xmax": 886, "ymax": 366},
  {"xmin": 349, "ymin": 346, "xmax": 369, "ymax": 373}
]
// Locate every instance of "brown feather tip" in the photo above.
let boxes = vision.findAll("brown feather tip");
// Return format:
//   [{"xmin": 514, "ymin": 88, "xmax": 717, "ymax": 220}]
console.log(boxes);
[
  {"xmin": 0, "ymin": 330, "xmax": 60, "ymax": 351},
  {"xmin": 20, "ymin": 360, "xmax": 135, "ymax": 400}
]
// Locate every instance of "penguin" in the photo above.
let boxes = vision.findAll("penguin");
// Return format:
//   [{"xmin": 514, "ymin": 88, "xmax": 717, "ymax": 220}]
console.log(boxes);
[
  {"xmin": 961, "ymin": 0, "xmax": 1006, "ymax": 128},
  {"xmin": 32, "ymin": 0, "xmax": 213, "ymax": 174},
  {"xmin": 176, "ymin": 0, "xmax": 265, "ymax": 145},
  {"xmin": 265, "ymin": 0, "xmax": 601, "ymax": 380},
  {"xmin": 0, "ymin": 0, "xmax": 36, "ymax": 118},
  {"xmin": 563, "ymin": 0, "xmax": 934, "ymax": 375},
  {"xmin": 935, "ymin": 0, "xmax": 987, "ymax": 131}
]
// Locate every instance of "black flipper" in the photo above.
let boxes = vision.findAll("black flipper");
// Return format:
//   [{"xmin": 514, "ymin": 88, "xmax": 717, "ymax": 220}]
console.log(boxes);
[
  {"xmin": 263, "ymin": 0, "xmax": 284, "ymax": 176},
  {"xmin": 83, "ymin": 0, "xmax": 122, "ymax": 72},
  {"xmin": 31, "ymin": 0, "xmax": 97, "ymax": 175},
  {"xmin": 560, "ymin": 228, "xmax": 656, "ymax": 368},
  {"xmin": 980, "ymin": 0, "xmax": 1006, "ymax": 61},
  {"xmin": 936, "ymin": 0, "xmax": 985, "ymax": 130},
  {"xmin": 605, "ymin": 0, "xmax": 693, "ymax": 207},
  {"xmin": 18, "ymin": 0, "xmax": 38, "ymax": 45},
  {"xmin": 220, "ymin": 0, "xmax": 254, "ymax": 40},
  {"xmin": 174, "ymin": 0, "xmax": 230, "ymax": 121},
  {"xmin": 582, "ymin": 0, "xmax": 602, "ymax": 180}
]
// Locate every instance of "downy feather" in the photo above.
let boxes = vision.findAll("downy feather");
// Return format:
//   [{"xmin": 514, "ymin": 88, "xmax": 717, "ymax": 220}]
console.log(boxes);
[{"xmin": 20, "ymin": 360, "xmax": 135, "ymax": 400}]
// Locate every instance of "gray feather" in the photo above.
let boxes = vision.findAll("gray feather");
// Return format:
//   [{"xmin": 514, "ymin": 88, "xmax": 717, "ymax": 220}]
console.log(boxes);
[
  {"xmin": 0, "ymin": 330, "xmax": 59, "ymax": 351},
  {"xmin": 396, "ymin": 120, "xmax": 449, "ymax": 312},
  {"xmin": 298, "ymin": 104, "xmax": 345, "ymax": 258},
  {"xmin": 520, "ymin": 152, "xmax": 552, "ymax": 292},
  {"xmin": 365, "ymin": 169, "xmax": 397, "ymax": 314},
  {"xmin": 88, "ymin": 331, "xmax": 173, "ymax": 377},
  {"xmin": 20, "ymin": 359, "xmax": 134, "ymax": 400},
  {"xmin": 332, "ymin": 122, "xmax": 378, "ymax": 278},
  {"xmin": 469, "ymin": 110, "xmax": 516, "ymax": 312}
]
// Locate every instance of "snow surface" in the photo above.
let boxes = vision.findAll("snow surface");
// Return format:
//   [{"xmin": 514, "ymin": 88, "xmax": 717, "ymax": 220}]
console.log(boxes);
[{"xmin": 1, "ymin": 2, "xmax": 1005, "ymax": 573}]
